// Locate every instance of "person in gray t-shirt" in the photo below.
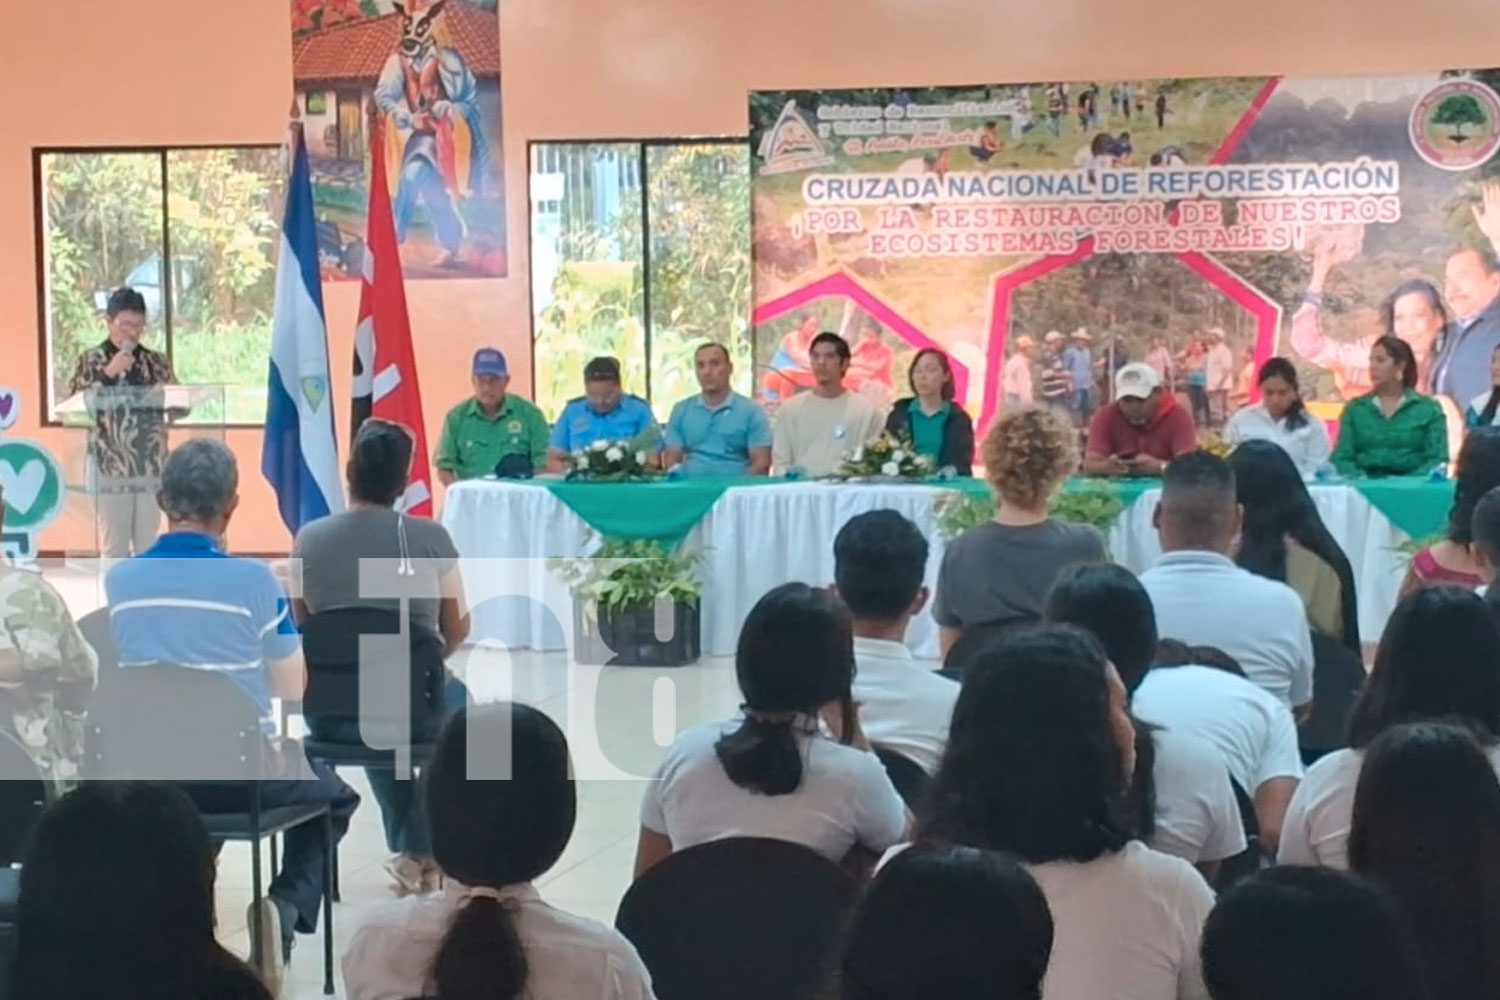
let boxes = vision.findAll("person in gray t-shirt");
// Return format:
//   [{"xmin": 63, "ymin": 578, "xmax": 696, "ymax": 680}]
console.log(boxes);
[
  {"xmin": 290, "ymin": 419, "xmax": 470, "ymax": 896},
  {"xmin": 934, "ymin": 406, "xmax": 1107, "ymax": 654}
]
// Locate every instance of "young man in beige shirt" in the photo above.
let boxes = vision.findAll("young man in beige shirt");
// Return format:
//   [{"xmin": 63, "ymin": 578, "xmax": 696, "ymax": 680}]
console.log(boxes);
[{"xmin": 771, "ymin": 332, "xmax": 884, "ymax": 477}]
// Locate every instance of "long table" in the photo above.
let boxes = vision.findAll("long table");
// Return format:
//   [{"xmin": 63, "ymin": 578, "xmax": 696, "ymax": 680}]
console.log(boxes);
[{"xmin": 441, "ymin": 476, "xmax": 1452, "ymax": 659}]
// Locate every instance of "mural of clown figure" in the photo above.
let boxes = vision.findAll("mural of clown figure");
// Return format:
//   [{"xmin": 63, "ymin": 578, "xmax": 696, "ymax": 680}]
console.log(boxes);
[{"xmin": 373, "ymin": 0, "xmax": 489, "ymax": 265}]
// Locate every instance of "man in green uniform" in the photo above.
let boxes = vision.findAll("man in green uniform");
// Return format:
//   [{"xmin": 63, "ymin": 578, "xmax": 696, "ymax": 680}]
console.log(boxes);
[{"xmin": 435, "ymin": 348, "xmax": 551, "ymax": 483}]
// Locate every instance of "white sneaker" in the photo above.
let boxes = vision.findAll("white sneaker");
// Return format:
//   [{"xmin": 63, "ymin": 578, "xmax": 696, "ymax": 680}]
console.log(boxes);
[
  {"xmin": 383, "ymin": 853, "xmax": 426, "ymax": 896},
  {"xmin": 247, "ymin": 897, "xmax": 285, "ymax": 996}
]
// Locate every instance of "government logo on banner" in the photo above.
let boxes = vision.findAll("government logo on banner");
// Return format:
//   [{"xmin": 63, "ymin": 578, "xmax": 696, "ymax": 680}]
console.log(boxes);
[
  {"xmin": 1410, "ymin": 79, "xmax": 1500, "ymax": 171},
  {"xmin": 758, "ymin": 100, "xmax": 834, "ymax": 176}
]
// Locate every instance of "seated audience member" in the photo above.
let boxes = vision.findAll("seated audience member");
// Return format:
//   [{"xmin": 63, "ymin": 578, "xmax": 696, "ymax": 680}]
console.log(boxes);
[
  {"xmin": 433, "ymin": 347, "xmax": 550, "ymax": 483},
  {"xmin": 933, "ymin": 407, "xmax": 1106, "ymax": 654},
  {"xmin": 1472, "ymin": 485, "xmax": 1500, "ymax": 596},
  {"xmin": 344, "ymin": 704, "xmax": 655, "ymax": 1000},
  {"xmin": 1045, "ymin": 565, "xmax": 1246, "ymax": 877},
  {"xmin": 1401, "ymin": 426, "xmax": 1500, "ymax": 595},
  {"xmin": 0, "ymin": 478, "xmax": 96, "ymax": 790},
  {"xmin": 663, "ymin": 343, "xmax": 772, "ymax": 477},
  {"xmin": 293, "ymin": 419, "xmax": 470, "ymax": 895},
  {"xmin": 105, "ymin": 439, "xmax": 359, "ymax": 971},
  {"xmin": 1230, "ymin": 440, "xmax": 1361, "ymax": 653},
  {"xmin": 840, "ymin": 843, "xmax": 1053, "ymax": 1000},
  {"xmin": 1350, "ymin": 721, "xmax": 1500, "ymax": 1000},
  {"xmin": 634, "ymin": 583, "xmax": 908, "ymax": 874},
  {"xmin": 833, "ymin": 510, "xmax": 958, "ymax": 774},
  {"xmin": 1153, "ymin": 640, "xmax": 1248, "ymax": 678},
  {"xmin": 1223, "ymin": 358, "xmax": 1331, "ymax": 475},
  {"xmin": 1201, "ymin": 867, "xmax": 1429, "ymax": 1000},
  {"xmin": 547, "ymin": 356, "xmax": 660, "ymax": 471},
  {"xmin": 12, "ymin": 782, "xmax": 273, "ymax": 1000},
  {"xmin": 1279, "ymin": 587, "xmax": 1500, "ymax": 868},
  {"xmin": 1083, "ymin": 362, "xmax": 1198, "ymax": 477},
  {"xmin": 1331, "ymin": 335, "xmax": 1448, "ymax": 477},
  {"xmin": 771, "ymin": 332, "xmax": 885, "ymax": 477},
  {"xmin": 1140, "ymin": 451, "xmax": 1314, "ymax": 710},
  {"xmin": 884, "ymin": 348, "xmax": 976, "ymax": 475},
  {"xmin": 923, "ymin": 626, "xmax": 1214, "ymax": 1000}
]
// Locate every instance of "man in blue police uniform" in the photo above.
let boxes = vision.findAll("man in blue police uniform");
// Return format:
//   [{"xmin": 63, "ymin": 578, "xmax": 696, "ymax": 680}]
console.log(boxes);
[
  {"xmin": 546, "ymin": 356, "xmax": 661, "ymax": 471},
  {"xmin": 663, "ymin": 342, "xmax": 772, "ymax": 477}
]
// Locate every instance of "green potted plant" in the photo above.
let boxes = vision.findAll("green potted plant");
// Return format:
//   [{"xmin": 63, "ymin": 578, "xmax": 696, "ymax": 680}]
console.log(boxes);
[{"xmin": 551, "ymin": 535, "xmax": 704, "ymax": 666}]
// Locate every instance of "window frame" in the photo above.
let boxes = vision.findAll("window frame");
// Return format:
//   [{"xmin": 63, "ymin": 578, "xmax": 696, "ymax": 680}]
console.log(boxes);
[
  {"xmin": 32, "ymin": 142, "xmax": 282, "ymax": 430},
  {"xmin": 525, "ymin": 136, "xmax": 751, "ymax": 410}
]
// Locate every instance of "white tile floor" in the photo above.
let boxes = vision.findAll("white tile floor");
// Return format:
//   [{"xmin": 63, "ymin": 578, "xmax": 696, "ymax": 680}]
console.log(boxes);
[{"xmin": 41, "ymin": 564, "xmax": 743, "ymax": 999}]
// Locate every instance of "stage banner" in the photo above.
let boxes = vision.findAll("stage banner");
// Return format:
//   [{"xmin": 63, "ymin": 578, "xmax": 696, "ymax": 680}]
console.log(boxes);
[
  {"xmin": 749, "ymin": 74, "xmax": 1500, "ymax": 437},
  {"xmin": 290, "ymin": 0, "xmax": 507, "ymax": 280}
]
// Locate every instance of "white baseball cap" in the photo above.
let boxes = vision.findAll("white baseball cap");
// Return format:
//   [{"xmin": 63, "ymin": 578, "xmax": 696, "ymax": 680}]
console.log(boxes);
[{"xmin": 1114, "ymin": 362, "xmax": 1162, "ymax": 400}]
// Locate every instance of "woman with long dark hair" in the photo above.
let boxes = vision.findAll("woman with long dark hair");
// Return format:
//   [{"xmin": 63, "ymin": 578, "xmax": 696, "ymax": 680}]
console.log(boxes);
[
  {"xmin": 634, "ymin": 583, "xmax": 907, "ymax": 875},
  {"xmin": 884, "ymin": 348, "xmax": 975, "ymax": 475},
  {"xmin": 1045, "ymin": 565, "xmax": 1247, "ymax": 879},
  {"xmin": 1279, "ymin": 586, "xmax": 1500, "ymax": 868},
  {"xmin": 294, "ymin": 416, "xmax": 471, "ymax": 895},
  {"xmin": 1401, "ymin": 426, "xmax": 1500, "ymax": 594},
  {"xmin": 922, "ymin": 625, "xmax": 1213, "ymax": 1000},
  {"xmin": 1330, "ymin": 336, "xmax": 1448, "ymax": 477},
  {"xmin": 840, "ymin": 844, "xmax": 1054, "ymax": 1000},
  {"xmin": 12, "ymin": 782, "xmax": 273, "ymax": 1000},
  {"xmin": 344, "ymin": 704, "xmax": 654, "ymax": 1000},
  {"xmin": 1223, "ymin": 358, "xmax": 1331, "ymax": 474},
  {"xmin": 1229, "ymin": 440, "xmax": 1361, "ymax": 653},
  {"xmin": 1350, "ymin": 721, "xmax": 1500, "ymax": 1000}
]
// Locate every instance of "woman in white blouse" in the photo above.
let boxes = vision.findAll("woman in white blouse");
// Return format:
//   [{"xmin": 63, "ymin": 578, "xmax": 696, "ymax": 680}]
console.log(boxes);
[
  {"xmin": 1222, "ymin": 358, "xmax": 1330, "ymax": 475},
  {"xmin": 1278, "ymin": 586, "xmax": 1500, "ymax": 869},
  {"xmin": 344, "ymin": 704, "xmax": 656, "ymax": 1000},
  {"xmin": 634, "ymin": 583, "xmax": 909, "ymax": 875},
  {"xmin": 921, "ymin": 625, "xmax": 1214, "ymax": 1000}
]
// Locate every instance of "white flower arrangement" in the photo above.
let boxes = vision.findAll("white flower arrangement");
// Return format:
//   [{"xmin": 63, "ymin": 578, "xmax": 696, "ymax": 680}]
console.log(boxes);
[
  {"xmin": 567, "ymin": 437, "xmax": 660, "ymax": 482},
  {"xmin": 835, "ymin": 432, "xmax": 936, "ymax": 481}
]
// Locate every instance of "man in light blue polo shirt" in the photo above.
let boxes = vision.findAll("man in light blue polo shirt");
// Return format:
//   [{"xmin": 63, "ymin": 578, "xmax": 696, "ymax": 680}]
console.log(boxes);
[
  {"xmin": 663, "ymin": 342, "xmax": 772, "ymax": 477},
  {"xmin": 546, "ymin": 355, "xmax": 660, "ymax": 471},
  {"xmin": 104, "ymin": 439, "xmax": 358, "ymax": 976}
]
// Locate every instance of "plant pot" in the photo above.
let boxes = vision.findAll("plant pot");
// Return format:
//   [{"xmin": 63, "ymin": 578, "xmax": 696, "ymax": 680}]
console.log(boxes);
[{"xmin": 573, "ymin": 597, "xmax": 701, "ymax": 667}]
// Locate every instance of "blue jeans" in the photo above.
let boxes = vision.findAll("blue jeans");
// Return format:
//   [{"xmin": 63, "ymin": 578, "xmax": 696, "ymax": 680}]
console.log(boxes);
[
  {"xmin": 1074, "ymin": 389, "xmax": 1092, "ymax": 416},
  {"xmin": 308, "ymin": 676, "xmax": 468, "ymax": 859},
  {"xmin": 394, "ymin": 151, "xmax": 465, "ymax": 253}
]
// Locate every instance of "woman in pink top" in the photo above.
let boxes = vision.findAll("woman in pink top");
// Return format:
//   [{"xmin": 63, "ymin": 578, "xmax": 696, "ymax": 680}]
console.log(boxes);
[{"xmin": 1401, "ymin": 427, "xmax": 1500, "ymax": 596}]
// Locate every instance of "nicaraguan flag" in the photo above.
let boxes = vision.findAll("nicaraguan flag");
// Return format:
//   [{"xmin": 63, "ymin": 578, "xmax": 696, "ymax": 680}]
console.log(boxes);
[{"xmin": 262, "ymin": 127, "xmax": 344, "ymax": 533}]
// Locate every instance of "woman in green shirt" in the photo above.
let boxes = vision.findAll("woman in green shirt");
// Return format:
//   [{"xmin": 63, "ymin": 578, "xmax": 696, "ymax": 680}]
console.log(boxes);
[
  {"xmin": 885, "ymin": 349, "xmax": 976, "ymax": 475},
  {"xmin": 1331, "ymin": 336, "xmax": 1449, "ymax": 477}
]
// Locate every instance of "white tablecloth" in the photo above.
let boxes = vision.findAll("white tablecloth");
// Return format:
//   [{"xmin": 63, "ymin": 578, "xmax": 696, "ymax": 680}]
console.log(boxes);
[{"xmin": 442, "ymin": 481, "xmax": 1411, "ymax": 660}]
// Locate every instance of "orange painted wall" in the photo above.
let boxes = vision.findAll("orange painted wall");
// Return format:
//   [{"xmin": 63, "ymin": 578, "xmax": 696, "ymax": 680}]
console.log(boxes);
[{"xmin": 6, "ymin": 0, "xmax": 1500, "ymax": 552}]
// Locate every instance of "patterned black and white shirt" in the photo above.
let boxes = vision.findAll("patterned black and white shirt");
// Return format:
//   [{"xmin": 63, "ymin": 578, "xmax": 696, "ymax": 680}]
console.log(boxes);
[{"xmin": 67, "ymin": 340, "xmax": 176, "ymax": 480}]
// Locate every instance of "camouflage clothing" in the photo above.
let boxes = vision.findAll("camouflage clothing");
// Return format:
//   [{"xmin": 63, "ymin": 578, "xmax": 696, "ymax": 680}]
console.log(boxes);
[
  {"xmin": 0, "ymin": 568, "xmax": 97, "ymax": 792},
  {"xmin": 68, "ymin": 340, "xmax": 176, "ymax": 480}
]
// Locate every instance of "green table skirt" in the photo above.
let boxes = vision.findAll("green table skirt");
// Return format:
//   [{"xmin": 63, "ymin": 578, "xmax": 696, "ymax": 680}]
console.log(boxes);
[{"xmin": 543, "ymin": 474, "xmax": 1453, "ymax": 543}]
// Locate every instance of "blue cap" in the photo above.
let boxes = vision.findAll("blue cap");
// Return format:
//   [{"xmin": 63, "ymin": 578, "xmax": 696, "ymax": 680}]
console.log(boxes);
[{"xmin": 473, "ymin": 348, "xmax": 508, "ymax": 377}]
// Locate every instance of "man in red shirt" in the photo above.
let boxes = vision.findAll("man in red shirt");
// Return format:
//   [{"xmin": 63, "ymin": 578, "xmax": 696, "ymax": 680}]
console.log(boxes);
[{"xmin": 1083, "ymin": 362, "xmax": 1198, "ymax": 476}]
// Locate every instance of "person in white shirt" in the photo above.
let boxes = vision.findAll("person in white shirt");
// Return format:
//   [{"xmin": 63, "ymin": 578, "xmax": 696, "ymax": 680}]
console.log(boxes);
[
  {"xmin": 634, "ymin": 583, "xmax": 908, "ymax": 875},
  {"xmin": 344, "ymin": 703, "xmax": 656, "ymax": 1000},
  {"xmin": 771, "ymin": 332, "xmax": 885, "ymax": 477},
  {"xmin": 923, "ymin": 625, "xmax": 1214, "ymax": 1000},
  {"xmin": 1222, "ymin": 358, "xmax": 1331, "ymax": 476},
  {"xmin": 1004, "ymin": 335, "xmax": 1039, "ymax": 405},
  {"xmin": 1204, "ymin": 327, "xmax": 1235, "ymax": 426},
  {"xmin": 840, "ymin": 843, "xmax": 1054, "ymax": 1000},
  {"xmin": 1279, "ymin": 586, "xmax": 1500, "ymax": 869},
  {"xmin": 1140, "ymin": 451, "xmax": 1315, "ymax": 711},
  {"xmin": 1045, "ymin": 564, "xmax": 1246, "ymax": 878},
  {"xmin": 1201, "ymin": 867, "xmax": 1429, "ymax": 1000},
  {"xmin": 1133, "ymin": 661, "xmax": 1303, "ymax": 858},
  {"xmin": 832, "ymin": 510, "xmax": 958, "ymax": 774}
]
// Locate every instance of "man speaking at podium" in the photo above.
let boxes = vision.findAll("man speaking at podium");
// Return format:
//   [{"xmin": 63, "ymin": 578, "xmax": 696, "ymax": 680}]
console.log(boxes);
[{"xmin": 67, "ymin": 287, "xmax": 176, "ymax": 557}]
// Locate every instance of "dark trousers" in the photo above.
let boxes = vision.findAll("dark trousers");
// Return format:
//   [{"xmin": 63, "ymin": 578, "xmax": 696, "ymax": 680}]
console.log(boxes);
[
  {"xmin": 1187, "ymin": 384, "xmax": 1211, "ymax": 426},
  {"xmin": 186, "ymin": 757, "xmax": 359, "ymax": 934},
  {"xmin": 306, "ymin": 676, "xmax": 468, "ymax": 859}
]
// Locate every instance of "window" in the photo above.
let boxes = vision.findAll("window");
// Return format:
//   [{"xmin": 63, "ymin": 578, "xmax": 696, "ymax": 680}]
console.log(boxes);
[
  {"xmin": 37, "ymin": 146, "xmax": 285, "ymax": 425},
  {"xmin": 529, "ymin": 140, "xmax": 751, "ymax": 420}
]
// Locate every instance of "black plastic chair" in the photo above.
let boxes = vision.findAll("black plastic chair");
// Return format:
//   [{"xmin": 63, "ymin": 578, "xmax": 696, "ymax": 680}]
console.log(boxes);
[
  {"xmin": 1300, "ymin": 632, "xmax": 1366, "ymax": 765},
  {"xmin": 299, "ymin": 607, "xmax": 446, "ymax": 898},
  {"xmin": 1215, "ymin": 775, "xmax": 1263, "ymax": 891},
  {"xmin": 873, "ymin": 745, "xmax": 931, "ymax": 812},
  {"xmin": 0, "ymin": 729, "xmax": 47, "ymax": 868},
  {"xmin": 85, "ymin": 664, "xmax": 336, "ymax": 995},
  {"xmin": 615, "ymin": 837, "xmax": 858, "ymax": 1000},
  {"xmin": 75, "ymin": 607, "xmax": 118, "ymax": 676}
]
